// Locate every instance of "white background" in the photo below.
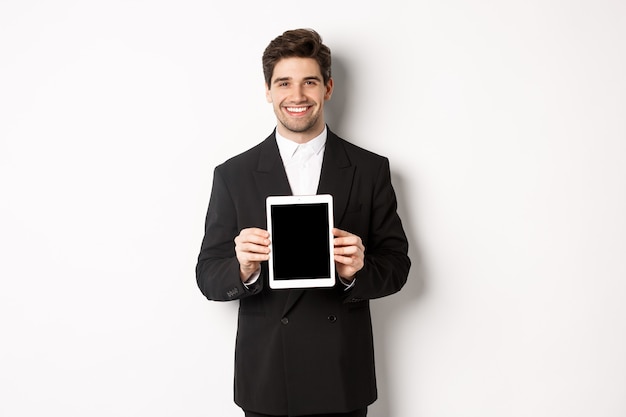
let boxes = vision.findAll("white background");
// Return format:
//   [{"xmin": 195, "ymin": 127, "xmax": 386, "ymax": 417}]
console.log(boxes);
[{"xmin": 1, "ymin": 1, "xmax": 625, "ymax": 416}]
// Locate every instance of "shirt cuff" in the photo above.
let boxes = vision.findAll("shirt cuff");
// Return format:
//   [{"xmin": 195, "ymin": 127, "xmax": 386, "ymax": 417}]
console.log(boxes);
[
  {"xmin": 339, "ymin": 276, "xmax": 356, "ymax": 291},
  {"xmin": 243, "ymin": 269, "xmax": 261, "ymax": 288}
]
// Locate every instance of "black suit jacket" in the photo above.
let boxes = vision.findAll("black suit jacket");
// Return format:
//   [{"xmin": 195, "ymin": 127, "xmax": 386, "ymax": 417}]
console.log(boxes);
[{"xmin": 196, "ymin": 129, "xmax": 410, "ymax": 416}]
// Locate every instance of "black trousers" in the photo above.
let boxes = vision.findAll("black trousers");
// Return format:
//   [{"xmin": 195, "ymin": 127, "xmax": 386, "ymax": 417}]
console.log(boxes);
[{"xmin": 244, "ymin": 408, "xmax": 367, "ymax": 417}]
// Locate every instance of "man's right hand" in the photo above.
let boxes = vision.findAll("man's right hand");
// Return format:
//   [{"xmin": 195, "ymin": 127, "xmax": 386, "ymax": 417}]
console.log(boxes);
[{"xmin": 234, "ymin": 228, "xmax": 271, "ymax": 282}]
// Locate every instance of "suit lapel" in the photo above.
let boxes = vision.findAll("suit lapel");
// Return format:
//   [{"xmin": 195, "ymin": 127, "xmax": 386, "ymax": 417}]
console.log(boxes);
[
  {"xmin": 250, "ymin": 134, "xmax": 301, "ymax": 315},
  {"xmin": 253, "ymin": 130, "xmax": 354, "ymax": 218},
  {"xmin": 280, "ymin": 130, "xmax": 355, "ymax": 316},
  {"xmin": 252, "ymin": 133, "xmax": 292, "ymax": 201},
  {"xmin": 317, "ymin": 130, "xmax": 355, "ymax": 226}
]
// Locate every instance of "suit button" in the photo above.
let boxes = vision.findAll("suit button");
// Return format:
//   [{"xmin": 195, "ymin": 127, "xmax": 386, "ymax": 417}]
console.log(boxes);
[
  {"xmin": 327, "ymin": 315, "xmax": 337, "ymax": 323},
  {"xmin": 281, "ymin": 317, "xmax": 289, "ymax": 325}
]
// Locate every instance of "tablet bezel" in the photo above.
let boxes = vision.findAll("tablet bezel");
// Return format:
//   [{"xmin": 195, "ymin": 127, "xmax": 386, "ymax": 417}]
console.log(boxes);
[{"xmin": 266, "ymin": 194, "xmax": 335, "ymax": 289}]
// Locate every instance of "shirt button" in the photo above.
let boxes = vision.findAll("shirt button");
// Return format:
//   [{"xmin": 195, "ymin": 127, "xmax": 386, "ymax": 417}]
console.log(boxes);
[
  {"xmin": 281, "ymin": 317, "xmax": 289, "ymax": 325},
  {"xmin": 327, "ymin": 315, "xmax": 337, "ymax": 323}
]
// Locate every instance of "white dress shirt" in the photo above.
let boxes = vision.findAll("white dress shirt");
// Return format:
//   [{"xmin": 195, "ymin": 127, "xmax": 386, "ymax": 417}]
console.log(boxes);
[{"xmin": 275, "ymin": 128, "xmax": 326, "ymax": 196}]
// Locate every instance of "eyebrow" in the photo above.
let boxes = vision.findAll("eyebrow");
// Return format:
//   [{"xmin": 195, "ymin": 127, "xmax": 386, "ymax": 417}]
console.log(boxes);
[{"xmin": 272, "ymin": 75, "xmax": 322, "ymax": 85}]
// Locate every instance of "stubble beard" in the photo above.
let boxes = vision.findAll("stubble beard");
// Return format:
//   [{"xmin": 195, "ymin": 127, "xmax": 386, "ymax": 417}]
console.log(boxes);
[{"xmin": 277, "ymin": 107, "xmax": 322, "ymax": 135}]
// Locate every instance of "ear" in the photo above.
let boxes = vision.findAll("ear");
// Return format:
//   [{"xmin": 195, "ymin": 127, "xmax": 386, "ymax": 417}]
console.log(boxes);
[
  {"xmin": 265, "ymin": 83, "xmax": 272, "ymax": 103},
  {"xmin": 324, "ymin": 78, "xmax": 334, "ymax": 100}
]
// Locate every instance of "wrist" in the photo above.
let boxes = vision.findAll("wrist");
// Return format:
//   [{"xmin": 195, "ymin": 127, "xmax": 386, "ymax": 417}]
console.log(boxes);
[{"xmin": 241, "ymin": 266, "xmax": 260, "ymax": 283}]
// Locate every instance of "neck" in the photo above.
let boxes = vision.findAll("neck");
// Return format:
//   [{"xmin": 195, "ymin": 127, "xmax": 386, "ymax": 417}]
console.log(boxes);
[{"xmin": 276, "ymin": 122, "xmax": 326, "ymax": 144}]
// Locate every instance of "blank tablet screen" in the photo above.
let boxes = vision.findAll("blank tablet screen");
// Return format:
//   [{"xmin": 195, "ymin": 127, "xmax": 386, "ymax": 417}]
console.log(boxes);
[{"xmin": 270, "ymin": 203, "xmax": 331, "ymax": 280}]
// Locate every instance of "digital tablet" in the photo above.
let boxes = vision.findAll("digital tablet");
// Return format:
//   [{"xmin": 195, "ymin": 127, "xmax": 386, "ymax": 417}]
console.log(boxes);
[{"xmin": 266, "ymin": 194, "xmax": 335, "ymax": 289}]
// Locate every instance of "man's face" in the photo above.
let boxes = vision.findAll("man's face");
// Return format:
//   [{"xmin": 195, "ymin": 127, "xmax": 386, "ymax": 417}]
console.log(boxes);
[{"xmin": 265, "ymin": 57, "xmax": 333, "ymax": 143}]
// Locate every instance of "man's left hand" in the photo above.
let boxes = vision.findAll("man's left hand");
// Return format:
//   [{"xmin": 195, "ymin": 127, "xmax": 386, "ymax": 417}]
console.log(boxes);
[{"xmin": 332, "ymin": 228, "xmax": 365, "ymax": 282}]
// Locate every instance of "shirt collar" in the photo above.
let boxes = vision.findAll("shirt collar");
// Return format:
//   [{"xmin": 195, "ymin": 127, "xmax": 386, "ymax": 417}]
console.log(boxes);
[{"xmin": 275, "ymin": 127, "xmax": 327, "ymax": 162}]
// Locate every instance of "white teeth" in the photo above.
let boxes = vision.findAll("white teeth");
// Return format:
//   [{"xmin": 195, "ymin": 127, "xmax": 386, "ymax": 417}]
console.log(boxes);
[{"xmin": 286, "ymin": 107, "xmax": 308, "ymax": 113}]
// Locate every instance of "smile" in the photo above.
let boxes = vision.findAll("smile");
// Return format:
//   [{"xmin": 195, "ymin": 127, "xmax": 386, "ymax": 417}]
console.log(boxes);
[{"xmin": 285, "ymin": 106, "xmax": 311, "ymax": 114}]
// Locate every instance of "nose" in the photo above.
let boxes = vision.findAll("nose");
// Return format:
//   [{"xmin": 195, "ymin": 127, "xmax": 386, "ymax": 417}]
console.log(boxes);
[{"xmin": 291, "ymin": 84, "xmax": 306, "ymax": 103}]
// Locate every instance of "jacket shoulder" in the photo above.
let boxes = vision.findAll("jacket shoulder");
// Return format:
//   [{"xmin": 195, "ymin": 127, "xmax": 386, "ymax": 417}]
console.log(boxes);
[{"xmin": 330, "ymin": 131, "xmax": 389, "ymax": 166}]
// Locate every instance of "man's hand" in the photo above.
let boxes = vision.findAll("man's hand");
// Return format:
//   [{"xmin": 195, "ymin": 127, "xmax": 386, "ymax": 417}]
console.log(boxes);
[
  {"xmin": 235, "ymin": 228, "xmax": 270, "ymax": 282},
  {"xmin": 333, "ymin": 228, "xmax": 365, "ymax": 282}
]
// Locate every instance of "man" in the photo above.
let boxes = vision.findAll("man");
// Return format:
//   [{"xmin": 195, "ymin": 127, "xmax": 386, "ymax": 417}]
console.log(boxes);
[{"xmin": 196, "ymin": 29, "xmax": 410, "ymax": 417}]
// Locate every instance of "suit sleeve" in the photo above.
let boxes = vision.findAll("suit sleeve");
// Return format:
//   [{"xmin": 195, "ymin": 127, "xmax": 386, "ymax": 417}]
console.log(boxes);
[
  {"xmin": 344, "ymin": 158, "xmax": 410, "ymax": 302},
  {"xmin": 196, "ymin": 167, "xmax": 263, "ymax": 301}
]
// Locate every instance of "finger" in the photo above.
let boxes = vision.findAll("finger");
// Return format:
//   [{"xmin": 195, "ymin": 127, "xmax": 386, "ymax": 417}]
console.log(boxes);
[
  {"xmin": 334, "ymin": 245, "xmax": 360, "ymax": 256},
  {"xmin": 236, "ymin": 231, "xmax": 271, "ymax": 246},
  {"xmin": 237, "ymin": 249, "xmax": 270, "ymax": 267},
  {"xmin": 239, "ymin": 228, "xmax": 270, "ymax": 239},
  {"xmin": 334, "ymin": 239, "xmax": 364, "ymax": 253},
  {"xmin": 334, "ymin": 254, "xmax": 363, "ymax": 269},
  {"xmin": 241, "ymin": 252, "xmax": 270, "ymax": 262},
  {"xmin": 237, "ymin": 235, "xmax": 271, "ymax": 247},
  {"xmin": 252, "ymin": 228, "xmax": 270, "ymax": 237},
  {"xmin": 334, "ymin": 254, "xmax": 354, "ymax": 264},
  {"xmin": 334, "ymin": 237, "xmax": 362, "ymax": 248},
  {"xmin": 332, "ymin": 227, "xmax": 351, "ymax": 237},
  {"xmin": 237, "ymin": 241, "xmax": 271, "ymax": 254}
]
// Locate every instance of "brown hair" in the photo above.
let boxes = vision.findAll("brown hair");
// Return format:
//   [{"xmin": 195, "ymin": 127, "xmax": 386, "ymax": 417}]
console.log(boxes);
[{"xmin": 262, "ymin": 28, "xmax": 332, "ymax": 87}]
